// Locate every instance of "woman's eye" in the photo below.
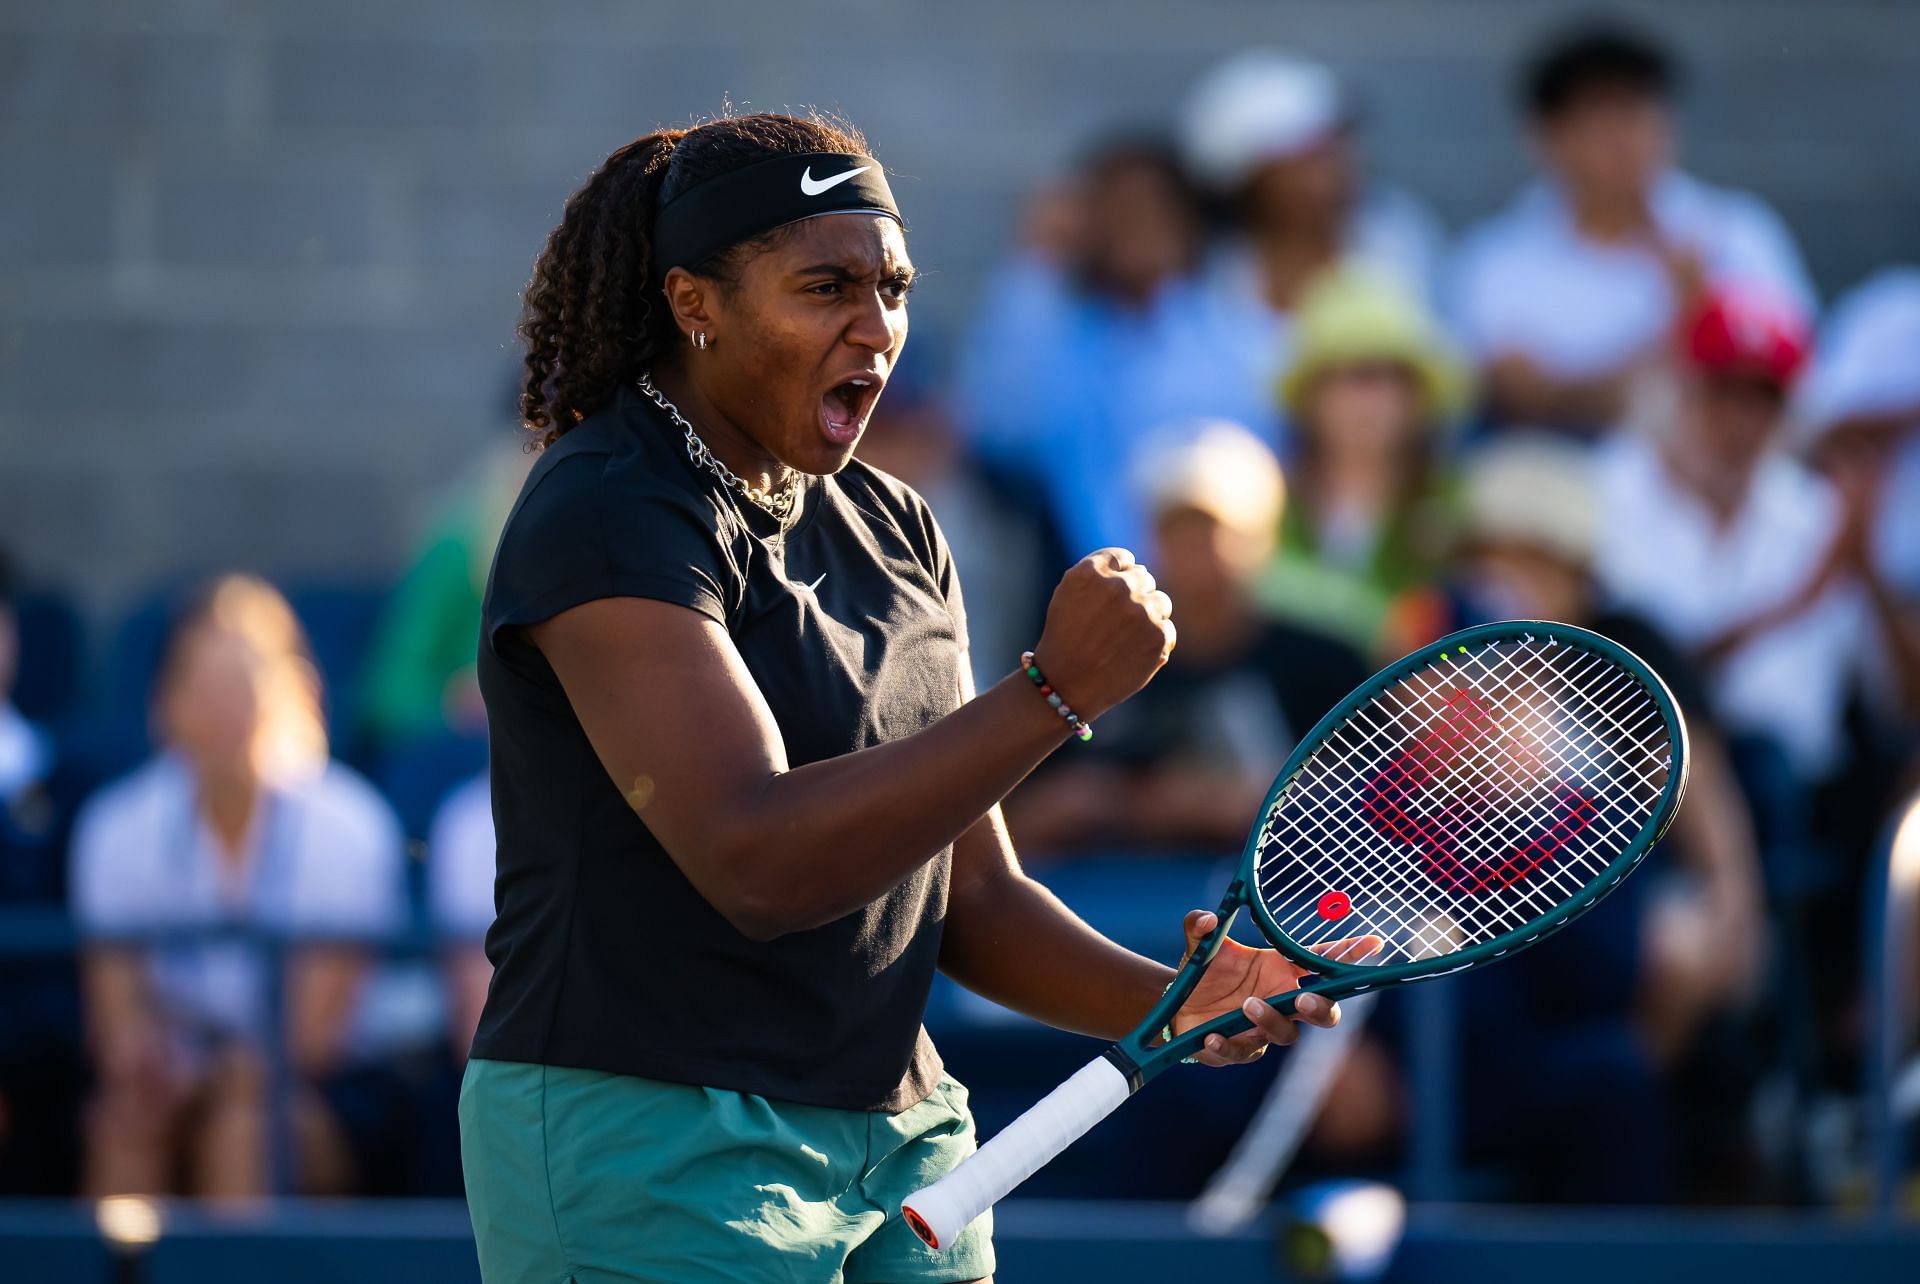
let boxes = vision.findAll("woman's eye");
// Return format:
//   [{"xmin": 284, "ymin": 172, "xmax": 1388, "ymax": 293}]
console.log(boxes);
[
  {"xmin": 807, "ymin": 281, "xmax": 842, "ymax": 296},
  {"xmin": 884, "ymin": 277, "xmax": 915, "ymax": 301}
]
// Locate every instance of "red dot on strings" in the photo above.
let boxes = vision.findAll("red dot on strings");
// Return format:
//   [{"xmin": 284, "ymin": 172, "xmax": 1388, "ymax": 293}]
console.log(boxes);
[{"xmin": 1317, "ymin": 890, "xmax": 1352, "ymax": 920}]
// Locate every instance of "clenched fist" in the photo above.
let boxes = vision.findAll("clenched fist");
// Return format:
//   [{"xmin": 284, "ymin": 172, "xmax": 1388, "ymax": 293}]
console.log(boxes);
[{"xmin": 1031, "ymin": 548, "xmax": 1176, "ymax": 723}]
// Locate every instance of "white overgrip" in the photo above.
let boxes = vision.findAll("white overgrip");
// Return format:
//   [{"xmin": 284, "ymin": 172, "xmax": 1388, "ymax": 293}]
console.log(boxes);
[{"xmin": 902, "ymin": 1055, "xmax": 1133, "ymax": 1249}]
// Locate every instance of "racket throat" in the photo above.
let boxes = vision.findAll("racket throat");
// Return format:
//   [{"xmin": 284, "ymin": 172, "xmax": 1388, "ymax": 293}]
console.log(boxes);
[{"xmin": 1100, "ymin": 1045, "xmax": 1146, "ymax": 1094}]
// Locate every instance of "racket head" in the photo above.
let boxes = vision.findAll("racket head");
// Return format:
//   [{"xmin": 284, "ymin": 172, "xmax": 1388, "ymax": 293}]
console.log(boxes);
[{"xmin": 1237, "ymin": 620, "xmax": 1688, "ymax": 988}]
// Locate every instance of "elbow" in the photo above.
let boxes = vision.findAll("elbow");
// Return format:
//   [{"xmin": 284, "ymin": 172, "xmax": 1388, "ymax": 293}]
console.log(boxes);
[
  {"xmin": 699, "ymin": 840, "xmax": 812, "ymax": 942},
  {"xmin": 717, "ymin": 889, "xmax": 793, "ymax": 943}
]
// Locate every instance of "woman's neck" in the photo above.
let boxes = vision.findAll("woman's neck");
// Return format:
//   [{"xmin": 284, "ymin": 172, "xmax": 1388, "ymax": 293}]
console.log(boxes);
[
  {"xmin": 1314, "ymin": 448, "xmax": 1401, "ymax": 518},
  {"xmin": 650, "ymin": 362, "xmax": 791, "ymax": 500},
  {"xmin": 196, "ymin": 766, "xmax": 261, "ymax": 864}
]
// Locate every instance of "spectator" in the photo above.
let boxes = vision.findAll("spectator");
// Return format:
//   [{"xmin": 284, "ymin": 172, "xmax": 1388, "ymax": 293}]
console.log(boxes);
[
  {"xmin": 71, "ymin": 575, "xmax": 409, "ymax": 1197},
  {"xmin": 957, "ymin": 135, "xmax": 1258, "ymax": 558},
  {"xmin": 1451, "ymin": 22, "xmax": 1815, "ymax": 434},
  {"xmin": 353, "ymin": 384, "xmax": 534, "ymax": 757},
  {"xmin": 1004, "ymin": 422, "xmax": 1366, "ymax": 855},
  {"xmin": 1795, "ymin": 267, "xmax": 1920, "ymax": 717},
  {"xmin": 1593, "ymin": 287, "xmax": 1862, "ymax": 787},
  {"xmin": 426, "ymin": 771, "xmax": 494, "ymax": 1057},
  {"xmin": 1254, "ymin": 266, "xmax": 1469, "ymax": 655},
  {"xmin": 0, "ymin": 552, "xmax": 84, "ymax": 1195},
  {"xmin": 1180, "ymin": 48, "xmax": 1445, "ymax": 416}
]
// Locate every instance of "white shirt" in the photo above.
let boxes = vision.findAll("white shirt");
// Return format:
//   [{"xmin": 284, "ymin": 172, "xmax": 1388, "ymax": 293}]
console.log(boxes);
[
  {"xmin": 427, "ymin": 772, "xmax": 496, "ymax": 941},
  {"xmin": 71, "ymin": 754, "xmax": 409, "ymax": 1055},
  {"xmin": 1593, "ymin": 436, "xmax": 1868, "ymax": 778},
  {"xmin": 1450, "ymin": 171, "xmax": 1815, "ymax": 379}
]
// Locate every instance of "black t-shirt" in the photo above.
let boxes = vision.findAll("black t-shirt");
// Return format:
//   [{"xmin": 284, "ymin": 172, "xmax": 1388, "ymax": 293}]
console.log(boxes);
[{"xmin": 472, "ymin": 384, "xmax": 966, "ymax": 1112}]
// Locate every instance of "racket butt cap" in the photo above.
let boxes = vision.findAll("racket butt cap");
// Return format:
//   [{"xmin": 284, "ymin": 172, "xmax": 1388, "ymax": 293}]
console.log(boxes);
[{"xmin": 902, "ymin": 1205, "xmax": 939, "ymax": 1249}]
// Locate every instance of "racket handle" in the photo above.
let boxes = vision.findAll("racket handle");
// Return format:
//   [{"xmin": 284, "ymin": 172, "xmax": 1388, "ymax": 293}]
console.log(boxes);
[{"xmin": 902, "ymin": 1055, "xmax": 1132, "ymax": 1249}]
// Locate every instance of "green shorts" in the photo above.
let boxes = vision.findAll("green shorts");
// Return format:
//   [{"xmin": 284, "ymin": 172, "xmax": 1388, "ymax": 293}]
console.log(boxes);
[{"xmin": 459, "ymin": 1058, "xmax": 994, "ymax": 1284}]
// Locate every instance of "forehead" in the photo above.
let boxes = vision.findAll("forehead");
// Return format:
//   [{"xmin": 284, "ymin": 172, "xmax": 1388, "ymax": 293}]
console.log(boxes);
[{"xmin": 760, "ymin": 213, "xmax": 910, "ymax": 274}]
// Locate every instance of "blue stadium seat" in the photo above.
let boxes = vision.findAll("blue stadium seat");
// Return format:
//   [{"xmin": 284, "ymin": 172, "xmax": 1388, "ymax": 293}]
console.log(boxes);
[
  {"xmin": 375, "ymin": 730, "xmax": 488, "ymax": 844},
  {"xmin": 9, "ymin": 590, "xmax": 83, "ymax": 726},
  {"xmin": 283, "ymin": 580, "xmax": 393, "ymax": 737}
]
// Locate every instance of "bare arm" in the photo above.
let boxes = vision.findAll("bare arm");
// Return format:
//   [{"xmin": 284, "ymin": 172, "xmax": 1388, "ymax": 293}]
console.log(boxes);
[
  {"xmin": 939, "ymin": 806, "xmax": 1173, "ymax": 1039},
  {"xmin": 82, "ymin": 950, "xmax": 164, "ymax": 1084},
  {"xmin": 530, "ymin": 550, "xmax": 1174, "ymax": 941},
  {"xmin": 285, "ymin": 949, "xmax": 368, "ymax": 1076}
]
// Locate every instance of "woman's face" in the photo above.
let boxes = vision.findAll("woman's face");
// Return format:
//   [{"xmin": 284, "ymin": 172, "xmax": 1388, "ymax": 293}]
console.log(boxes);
[
  {"xmin": 1304, "ymin": 361, "xmax": 1423, "ymax": 461},
  {"xmin": 695, "ymin": 213, "xmax": 913, "ymax": 476},
  {"xmin": 160, "ymin": 625, "xmax": 266, "ymax": 776},
  {"xmin": 1082, "ymin": 160, "xmax": 1197, "ymax": 303}
]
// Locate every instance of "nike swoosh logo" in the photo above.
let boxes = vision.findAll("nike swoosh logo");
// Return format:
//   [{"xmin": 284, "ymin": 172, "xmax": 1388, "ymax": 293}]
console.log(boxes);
[
  {"xmin": 800, "ymin": 165, "xmax": 870, "ymax": 196},
  {"xmin": 794, "ymin": 572, "xmax": 826, "ymax": 593}
]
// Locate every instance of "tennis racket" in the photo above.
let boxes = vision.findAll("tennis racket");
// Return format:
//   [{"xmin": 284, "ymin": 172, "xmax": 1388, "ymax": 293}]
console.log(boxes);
[{"xmin": 903, "ymin": 620, "xmax": 1688, "ymax": 1249}]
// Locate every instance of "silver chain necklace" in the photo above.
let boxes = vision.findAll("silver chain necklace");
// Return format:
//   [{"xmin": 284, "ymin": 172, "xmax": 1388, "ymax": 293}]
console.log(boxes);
[{"xmin": 636, "ymin": 372, "xmax": 798, "ymax": 522}]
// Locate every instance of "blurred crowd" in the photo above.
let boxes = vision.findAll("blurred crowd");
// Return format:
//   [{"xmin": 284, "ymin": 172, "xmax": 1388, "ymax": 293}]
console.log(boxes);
[{"xmin": 3, "ymin": 18, "xmax": 1919, "ymax": 1209}]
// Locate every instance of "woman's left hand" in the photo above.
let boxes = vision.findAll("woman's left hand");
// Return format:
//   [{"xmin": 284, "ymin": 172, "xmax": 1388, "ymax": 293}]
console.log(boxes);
[{"xmin": 1168, "ymin": 909, "xmax": 1382, "ymax": 1067}]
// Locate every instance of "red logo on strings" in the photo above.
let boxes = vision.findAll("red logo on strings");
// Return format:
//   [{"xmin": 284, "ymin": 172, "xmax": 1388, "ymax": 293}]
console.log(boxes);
[{"xmin": 1361, "ymin": 688, "xmax": 1595, "ymax": 895}]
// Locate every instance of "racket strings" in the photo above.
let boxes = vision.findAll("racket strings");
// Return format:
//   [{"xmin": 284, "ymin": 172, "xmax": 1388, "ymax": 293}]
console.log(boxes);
[
  {"xmin": 1254, "ymin": 637, "xmax": 1672, "ymax": 969},
  {"xmin": 1297, "ymin": 643, "xmax": 1666, "ymax": 957},
  {"xmin": 1263, "ymin": 646, "xmax": 1641, "ymax": 956}
]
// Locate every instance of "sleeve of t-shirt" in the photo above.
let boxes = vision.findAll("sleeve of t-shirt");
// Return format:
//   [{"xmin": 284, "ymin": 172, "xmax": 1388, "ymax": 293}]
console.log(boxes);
[
  {"xmin": 69, "ymin": 785, "xmax": 151, "ymax": 934},
  {"xmin": 485, "ymin": 450, "xmax": 739, "ymax": 645}
]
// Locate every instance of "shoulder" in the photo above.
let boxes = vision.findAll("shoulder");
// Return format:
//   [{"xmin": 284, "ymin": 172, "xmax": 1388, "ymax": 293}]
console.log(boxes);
[
  {"xmin": 70, "ymin": 757, "xmax": 187, "ymax": 922},
  {"xmin": 834, "ymin": 457, "xmax": 947, "ymax": 556},
  {"xmin": 73, "ymin": 757, "xmax": 178, "ymax": 862},
  {"xmin": 290, "ymin": 762, "xmax": 403, "ymax": 857},
  {"xmin": 1455, "ymin": 186, "xmax": 1554, "ymax": 264}
]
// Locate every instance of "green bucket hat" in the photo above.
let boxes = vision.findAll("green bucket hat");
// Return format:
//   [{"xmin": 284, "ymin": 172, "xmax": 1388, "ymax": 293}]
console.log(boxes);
[{"xmin": 1278, "ymin": 264, "xmax": 1472, "ymax": 426}]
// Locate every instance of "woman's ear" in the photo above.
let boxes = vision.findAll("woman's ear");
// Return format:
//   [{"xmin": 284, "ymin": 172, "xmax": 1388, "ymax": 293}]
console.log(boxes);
[{"xmin": 661, "ymin": 266, "xmax": 717, "ymax": 345}]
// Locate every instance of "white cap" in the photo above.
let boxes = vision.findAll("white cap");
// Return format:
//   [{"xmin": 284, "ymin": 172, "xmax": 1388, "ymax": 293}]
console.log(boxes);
[
  {"xmin": 1462, "ymin": 435, "xmax": 1600, "ymax": 568},
  {"xmin": 1134, "ymin": 419, "xmax": 1285, "ymax": 539},
  {"xmin": 1179, "ymin": 49, "xmax": 1348, "ymax": 190},
  {"xmin": 1795, "ymin": 266, "xmax": 1920, "ymax": 441}
]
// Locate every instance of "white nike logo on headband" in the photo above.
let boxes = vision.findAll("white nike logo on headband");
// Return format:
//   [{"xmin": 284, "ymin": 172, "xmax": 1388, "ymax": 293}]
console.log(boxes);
[{"xmin": 800, "ymin": 165, "xmax": 870, "ymax": 196}]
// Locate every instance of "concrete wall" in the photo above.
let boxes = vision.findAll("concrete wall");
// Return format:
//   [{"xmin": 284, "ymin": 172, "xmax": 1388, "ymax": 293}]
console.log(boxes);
[{"xmin": 2, "ymin": 0, "xmax": 1916, "ymax": 613}]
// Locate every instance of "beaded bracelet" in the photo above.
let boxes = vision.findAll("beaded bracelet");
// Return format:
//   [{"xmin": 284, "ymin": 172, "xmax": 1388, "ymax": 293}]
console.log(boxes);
[{"xmin": 1020, "ymin": 650, "xmax": 1094, "ymax": 743}]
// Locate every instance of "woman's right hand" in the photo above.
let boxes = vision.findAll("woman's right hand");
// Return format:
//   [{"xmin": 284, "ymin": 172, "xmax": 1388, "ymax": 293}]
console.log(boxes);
[{"xmin": 1032, "ymin": 548, "xmax": 1175, "ymax": 722}]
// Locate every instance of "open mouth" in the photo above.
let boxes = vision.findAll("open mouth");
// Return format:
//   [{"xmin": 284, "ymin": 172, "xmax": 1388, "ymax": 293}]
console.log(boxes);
[{"xmin": 819, "ymin": 376, "xmax": 883, "ymax": 445}]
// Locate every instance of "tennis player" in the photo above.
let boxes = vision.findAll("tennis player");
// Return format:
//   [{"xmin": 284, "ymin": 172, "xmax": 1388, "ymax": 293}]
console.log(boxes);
[{"xmin": 459, "ymin": 112, "xmax": 1353, "ymax": 1284}]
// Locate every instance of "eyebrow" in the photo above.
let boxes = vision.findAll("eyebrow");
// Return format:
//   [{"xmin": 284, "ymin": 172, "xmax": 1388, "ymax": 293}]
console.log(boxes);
[{"xmin": 793, "ymin": 261, "xmax": 916, "ymax": 280}]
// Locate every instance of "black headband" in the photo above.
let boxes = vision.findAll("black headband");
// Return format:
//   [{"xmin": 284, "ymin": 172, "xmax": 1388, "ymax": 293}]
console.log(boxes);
[{"xmin": 653, "ymin": 152, "xmax": 901, "ymax": 274}]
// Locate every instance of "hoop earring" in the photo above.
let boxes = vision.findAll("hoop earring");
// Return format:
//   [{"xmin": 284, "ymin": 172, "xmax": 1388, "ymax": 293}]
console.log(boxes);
[{"xmin": 692, "ymin": 330, "xmax": 710, "ymax": 351}]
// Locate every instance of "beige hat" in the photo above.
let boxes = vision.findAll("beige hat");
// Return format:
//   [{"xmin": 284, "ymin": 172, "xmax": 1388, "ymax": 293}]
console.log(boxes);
[
  {"xmin": 1134, "ymin": 420, "xmax": 1286, "ymax": 539},
  {"xmin": 1461, "ymin": 435, "xmax": 1600, "ymax": 567}
]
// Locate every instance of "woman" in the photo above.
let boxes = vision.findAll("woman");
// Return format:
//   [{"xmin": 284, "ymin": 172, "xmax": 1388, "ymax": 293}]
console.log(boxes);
[
  {"xmin": 71, "ymin": 575, "xmax": 408, "ymax": 1197},
  {"xmin": 1255, "ymin": 265, "xmax": 1469, "ymax": 655},
  {"xmin": 460, "ymin": 112, "xmax": 1363, "ymax": 1284}
]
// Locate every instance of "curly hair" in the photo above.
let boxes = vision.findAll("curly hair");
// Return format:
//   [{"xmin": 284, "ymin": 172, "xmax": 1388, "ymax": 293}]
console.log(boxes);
[{"xmin": 517, "ymin": 112, "xmax": 870, "ymax": 446}]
